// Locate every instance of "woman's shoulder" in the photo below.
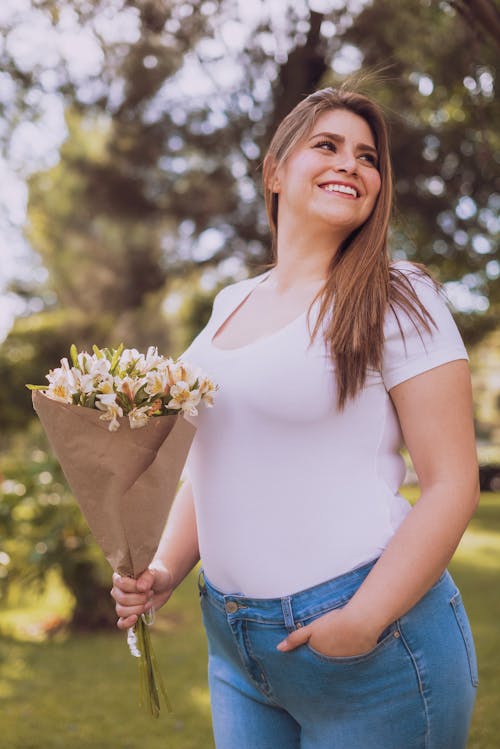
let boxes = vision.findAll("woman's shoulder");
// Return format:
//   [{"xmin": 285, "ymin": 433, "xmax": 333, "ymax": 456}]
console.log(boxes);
[
  {"xmin": 382, "ymin": 260, "xmax": 468, "ymax": 388},
  {"xmin": 384, "ymin": 257, "xmax": 462, "ymax": 343},
  {"xmin": 387, "ymin": 259, "xmax": 445, "ymax": 315},
  {"xmin": 213, "ymin": 269, "xmax": 271, "ymax": 308},
  {"xmin": 389, "ymin": 259, "xmax": 438, "ymax": 290}
]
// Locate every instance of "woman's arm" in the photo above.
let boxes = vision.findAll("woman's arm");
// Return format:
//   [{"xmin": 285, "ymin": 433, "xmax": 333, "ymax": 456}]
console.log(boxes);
[
  {"xmin": 278, "ymin": 359, "xmax": 480, "ymax": 655},
  {"xmin": 111, "ymin": 477, "xmax": 200, "ymax": 629},
  {"xmin": 153, "ymin": 475, "xmax": 200, "ymax": 588}
]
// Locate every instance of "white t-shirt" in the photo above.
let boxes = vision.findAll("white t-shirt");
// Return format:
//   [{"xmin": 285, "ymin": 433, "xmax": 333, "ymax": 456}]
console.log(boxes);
[{"xmin": 181, "ymin": 261, "xmax": 468, "ymax": 597}]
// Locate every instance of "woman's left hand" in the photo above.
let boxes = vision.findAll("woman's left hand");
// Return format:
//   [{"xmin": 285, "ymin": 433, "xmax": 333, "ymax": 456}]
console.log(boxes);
[{"xmin": 276, "ymin": 606, "xmax": 381, "ymax": 658}]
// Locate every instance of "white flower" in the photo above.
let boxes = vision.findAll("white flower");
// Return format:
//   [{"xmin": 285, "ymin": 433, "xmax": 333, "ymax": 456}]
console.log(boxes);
[
  {"xmin": 98, "ymin": 375, "xmax": 115, "ymax": 394},
  {"xmin": 115, "ymin": 375, "xmax": 145, "ymax": 402},
  {"xmin": 71, "ymin": 369, "xmax": 95, "ymax": 395},
  {"xmin": 144, "ymin": 369, "xmax": 170, "ymax": 397},
  {"xmin": 45, "ymin": 363, "xmax": 75, "ymax": 403},
  {"xmin": 75, "ymin": 352, "xmax": 110, "ymax": 378},
  {"xmin": 96, "ymin": 392, "xmax": 118, "ymax": 408},
  {"xmin": 198, "ymin": 376, "xmax": 217, "ymax": 406},
  {"xmin": 167, "ymin": 382, "xmax": 201, "ymax": 416},
  {"xmin": 96, "ymin": 393, "xmax": 123, "ymax": 431},
  {"xmin": 143, "ymin": 347, "xmax": 170, "ymax": 372},
  {"xmin": 169, "ymin": 360, "xmax": 199, "ymax": 388},
  {"xmin": 76, "ymin": 351, "xmax": 91, "ymax": 373},
  {"xmin": 88, "ymin": 357, "xmax": 111, "ymax": 378},
  {"xmin": 46, "ymin": 378, "xmax": 73, "ymax": 404},
  {"xmin": 128, "ymin": 405, "xmax": 151, "ymax": 430},
  {"xmin": 119, "ymin": 348, "xmax": 145, "ymax": 373}
]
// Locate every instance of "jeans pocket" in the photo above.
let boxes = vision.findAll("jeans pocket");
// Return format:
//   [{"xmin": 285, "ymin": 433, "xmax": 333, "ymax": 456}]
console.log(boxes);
[
  {"xmin": 305, "ymin": 620, "xmax": 400, "ymax": 664},
  {"xmin": 450, "ymin": 591, "xmax": 479, "ymax": 687},
  {"xmin": 197, "ymin": 568, "xmax": 206, "ymax": 599}
]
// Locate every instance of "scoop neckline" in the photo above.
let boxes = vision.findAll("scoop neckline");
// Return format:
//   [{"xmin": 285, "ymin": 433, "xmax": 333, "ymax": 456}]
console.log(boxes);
[{"xmin": 209, "ymin": 271, "xmax": 318, "ymax": 354}]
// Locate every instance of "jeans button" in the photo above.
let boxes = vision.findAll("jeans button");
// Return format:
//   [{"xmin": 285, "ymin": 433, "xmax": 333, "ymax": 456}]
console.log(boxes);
[{"xmin": 225, "ymin": 601, "xmax": 239, "ymax": 614}]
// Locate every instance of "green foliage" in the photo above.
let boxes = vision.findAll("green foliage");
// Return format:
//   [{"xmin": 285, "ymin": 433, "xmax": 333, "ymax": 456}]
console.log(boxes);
[
  {"xmin": 0, "ymin": 423, "xmax": 115, "ymax": 629},
  {"xmin": 0, "ymin": 308, "xmax": 111, "ymax": 431},
  {"xmin": 27, "ymin": 109, "xmax": 171, "ymax": 315}
]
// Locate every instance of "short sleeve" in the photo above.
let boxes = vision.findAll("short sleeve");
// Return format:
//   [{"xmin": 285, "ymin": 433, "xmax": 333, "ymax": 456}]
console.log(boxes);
[{"xmin": 382, "ymin": 265, "xmax": 468, "ymax": 391}]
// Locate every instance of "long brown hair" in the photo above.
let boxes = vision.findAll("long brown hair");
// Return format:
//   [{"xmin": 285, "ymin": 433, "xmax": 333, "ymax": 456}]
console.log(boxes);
[{"xmin": 262, "ymin": 85, "xmax": 436, "ymax": 409}]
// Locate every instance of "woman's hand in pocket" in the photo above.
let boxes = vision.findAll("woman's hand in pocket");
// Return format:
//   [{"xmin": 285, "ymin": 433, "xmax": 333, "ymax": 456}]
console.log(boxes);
[{"xmin": 276, "ymin": 606, "xmax": 381, "ymax": 658}]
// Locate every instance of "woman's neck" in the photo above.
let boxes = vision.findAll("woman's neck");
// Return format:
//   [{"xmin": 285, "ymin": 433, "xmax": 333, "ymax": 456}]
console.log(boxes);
[{"xmin": 271, "ymin": 223, "xmax": 342, "ymax": 291}]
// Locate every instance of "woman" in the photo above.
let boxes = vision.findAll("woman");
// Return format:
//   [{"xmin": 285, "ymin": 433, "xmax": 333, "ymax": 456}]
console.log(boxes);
[{"xmin": 111, "ymin": 87, "xmax": 479, "ymax": 748}]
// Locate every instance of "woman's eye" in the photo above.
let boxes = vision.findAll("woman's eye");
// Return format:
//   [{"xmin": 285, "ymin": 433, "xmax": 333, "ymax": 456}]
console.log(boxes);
[
  {"xmin": 314, "ymin": 140, "xmax": 336, "ymax": 151},
  {"xmin": 359, "ymin": 153, "xmax": 378, "ymax": 167}
]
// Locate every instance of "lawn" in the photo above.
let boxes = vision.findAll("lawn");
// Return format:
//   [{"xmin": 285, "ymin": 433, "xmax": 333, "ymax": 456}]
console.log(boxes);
[{"xmin": 1, "ymin": 491, "xmax": 499, "ymax": 749}]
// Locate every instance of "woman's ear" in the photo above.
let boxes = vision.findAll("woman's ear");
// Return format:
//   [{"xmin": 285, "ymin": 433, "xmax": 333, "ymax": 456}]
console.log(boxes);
[
  {"xmin": 271, "ymin": 175, "xmax": 281, "ymax": 194},
  {"xmin": 263, "ymin": 154, "xmax": 281, "ymax": 194}
]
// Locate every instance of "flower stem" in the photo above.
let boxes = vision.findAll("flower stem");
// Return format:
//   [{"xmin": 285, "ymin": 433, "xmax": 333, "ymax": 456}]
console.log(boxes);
[{"xmin": 134, "ymin": 615, "xmax": 171, "ymax": 717}]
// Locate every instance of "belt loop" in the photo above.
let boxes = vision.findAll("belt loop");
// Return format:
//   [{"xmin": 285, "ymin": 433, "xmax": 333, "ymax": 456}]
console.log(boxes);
[
  {"xmin": 197, "ymin": 568, "xmax": 206, "ymax": 594},
  {"xmin": 281, "ymin": 596, "xmax": 295, "ymax": 630}
]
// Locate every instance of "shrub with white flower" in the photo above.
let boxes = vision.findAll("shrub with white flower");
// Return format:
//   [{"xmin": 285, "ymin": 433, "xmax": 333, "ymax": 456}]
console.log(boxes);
[{"xmin": 28, "ymin": 344, "xmax": 217, "ymax": 431}]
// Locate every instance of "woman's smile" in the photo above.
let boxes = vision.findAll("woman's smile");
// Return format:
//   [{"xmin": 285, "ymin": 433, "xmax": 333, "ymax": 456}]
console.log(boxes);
[{"xmin": 318, "ymin": 181, "xmax": 360, "ymax": 198}]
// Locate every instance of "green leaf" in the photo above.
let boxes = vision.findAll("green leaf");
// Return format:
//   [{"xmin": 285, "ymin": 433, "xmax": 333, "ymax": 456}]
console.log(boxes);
[
  {"xmin": 92, "ymin": 344, "xmax": 104, "ymax": 359},
  {"xmin": 70, "ymin": 344, "xmax": 79, "ymax": 368},
  {"xmin": 116, "ymin": 392, "xmax": 130, "ymax": 411},
  {"xmin": 109, "ymin": 343, "xmax": 124, "ymax": 374},
  {"xmin": 134, "ymin": 384, "xmax": 148, "ymax": 403},
  {"xmin": 25, "ymin": 384, "xmax": 47, "ymax": 390}
]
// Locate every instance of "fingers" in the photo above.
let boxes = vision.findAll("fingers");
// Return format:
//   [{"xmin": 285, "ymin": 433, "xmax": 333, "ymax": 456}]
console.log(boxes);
[
  {"xmin": 136, "ymin": 568, "xmax": 155, "ymax": 593},
  {"xmin": 111, "ymin": 566, "xmax": 173, "ymax": 630},
  {"xmin": 117, "ymin": 614, "xmax": 138, "ymax": 630},
  {"xmin": 112, "ymin": 572, "xmax": 143, "ymax": 594},
  {"xmin": 111, "ymin": 585, "xmax": 152, "ymax": 608},
  {"xmin": 276, "ymin": 625, "xmax": 311, "ymax": 652},
  {"xmin": 111, "ymin": 572, "xmax": 154, "ymax": 628}
]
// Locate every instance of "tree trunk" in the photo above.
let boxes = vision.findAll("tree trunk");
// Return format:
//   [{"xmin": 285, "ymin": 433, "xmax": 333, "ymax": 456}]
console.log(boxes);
[{"xmin": 61, "ymin": 561, "xmax": 117, "ymax": 631}]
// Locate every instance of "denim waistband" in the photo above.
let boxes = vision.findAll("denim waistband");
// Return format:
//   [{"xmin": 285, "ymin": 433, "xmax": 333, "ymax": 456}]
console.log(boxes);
[{"xmin": 198, "ymin": 558, "xmax": 380, "ymax": 625}]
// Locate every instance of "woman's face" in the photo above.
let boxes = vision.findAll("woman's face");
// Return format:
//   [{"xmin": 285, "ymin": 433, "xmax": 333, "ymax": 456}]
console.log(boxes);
[{"xmin": 273, "ymin": 108, "xmax": 382, "ymax": 240}]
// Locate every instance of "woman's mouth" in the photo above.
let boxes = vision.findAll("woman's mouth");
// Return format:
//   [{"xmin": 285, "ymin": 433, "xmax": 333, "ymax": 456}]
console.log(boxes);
[{"xmin": 319, "ymin": 182, "xmax": 359, "ymax": 199}]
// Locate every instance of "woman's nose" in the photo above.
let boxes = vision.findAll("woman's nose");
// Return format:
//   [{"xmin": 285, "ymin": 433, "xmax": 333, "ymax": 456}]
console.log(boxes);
[{"xmin": 333, "ymin": 151, "xmax": 357, "ymax": 173}]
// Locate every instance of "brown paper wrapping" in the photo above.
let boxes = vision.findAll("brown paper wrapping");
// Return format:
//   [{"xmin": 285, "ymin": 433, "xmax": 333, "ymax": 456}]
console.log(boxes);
[{"xmin": 32, "ymin": 390, "xmax": 196, "ymax": 577}]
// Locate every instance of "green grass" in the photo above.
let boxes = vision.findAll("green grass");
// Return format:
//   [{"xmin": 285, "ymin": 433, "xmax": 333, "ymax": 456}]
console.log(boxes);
[
  {"xmin": 447, "ymin": 494, "xmax": 500, "ymax": 749},
  {"xmin": 1, "ymin": 571, "xmax": 213, "ymax": 749},
  {"xmin": 1, "ymin": 492, "xmax": 499, "ymax": 749}
]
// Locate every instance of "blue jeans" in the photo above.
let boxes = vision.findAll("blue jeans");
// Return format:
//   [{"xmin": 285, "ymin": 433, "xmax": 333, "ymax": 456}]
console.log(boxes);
[{"xmin": 198, "ymin": 560, "xmax": 478, "ymax": 748}]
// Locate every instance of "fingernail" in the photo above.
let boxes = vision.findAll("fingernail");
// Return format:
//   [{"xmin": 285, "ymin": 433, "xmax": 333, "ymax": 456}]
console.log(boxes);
[{"xmin": 276, "ymin": 641, "xmax": 288, "ymax": 651}]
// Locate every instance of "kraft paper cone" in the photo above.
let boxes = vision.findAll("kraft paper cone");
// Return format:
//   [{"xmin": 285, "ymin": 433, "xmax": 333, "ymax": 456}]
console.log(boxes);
[{"xmin": 33, "ymin": 390, "xmax": 196, "ymax": 577}]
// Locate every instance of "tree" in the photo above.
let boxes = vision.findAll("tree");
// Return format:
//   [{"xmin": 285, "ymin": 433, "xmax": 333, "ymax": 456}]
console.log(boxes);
[{"xmin": 343, "ymin": 0, "xmax": 499, "ymax": 317}]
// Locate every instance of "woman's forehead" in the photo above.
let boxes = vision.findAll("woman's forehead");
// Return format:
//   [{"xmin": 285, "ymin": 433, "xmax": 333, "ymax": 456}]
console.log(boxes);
[{"xmin": 309, "ymin": 108, "xmax": 376, "ymax": 146}]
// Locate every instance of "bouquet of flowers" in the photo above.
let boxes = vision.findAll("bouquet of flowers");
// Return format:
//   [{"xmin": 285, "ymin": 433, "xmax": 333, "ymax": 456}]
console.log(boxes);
[{"xmin": 28, "ymin": 344, "xmax": 217, "ymax": 717}]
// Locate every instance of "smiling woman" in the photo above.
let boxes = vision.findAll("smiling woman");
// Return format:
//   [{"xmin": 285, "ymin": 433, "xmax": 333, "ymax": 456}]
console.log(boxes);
[
  {"xmin": 269, "ymin": 109, "xmax": 381, "ymax": 265},
  {"xmin": 111, "ymin": 85, "xmax": 480, "ymax": 749}
]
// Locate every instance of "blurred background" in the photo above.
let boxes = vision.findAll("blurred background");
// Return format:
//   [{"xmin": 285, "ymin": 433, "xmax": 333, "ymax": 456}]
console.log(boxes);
[{"xmin": 0, "ymin": 1, "xmax": 498, "ymax": 747}]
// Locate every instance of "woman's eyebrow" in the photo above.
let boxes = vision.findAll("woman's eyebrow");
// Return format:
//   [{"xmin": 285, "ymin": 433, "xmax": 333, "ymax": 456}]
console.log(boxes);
[{"xmin": 308, "ymin": 131, "xmax": 378, "ymax": 156}]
